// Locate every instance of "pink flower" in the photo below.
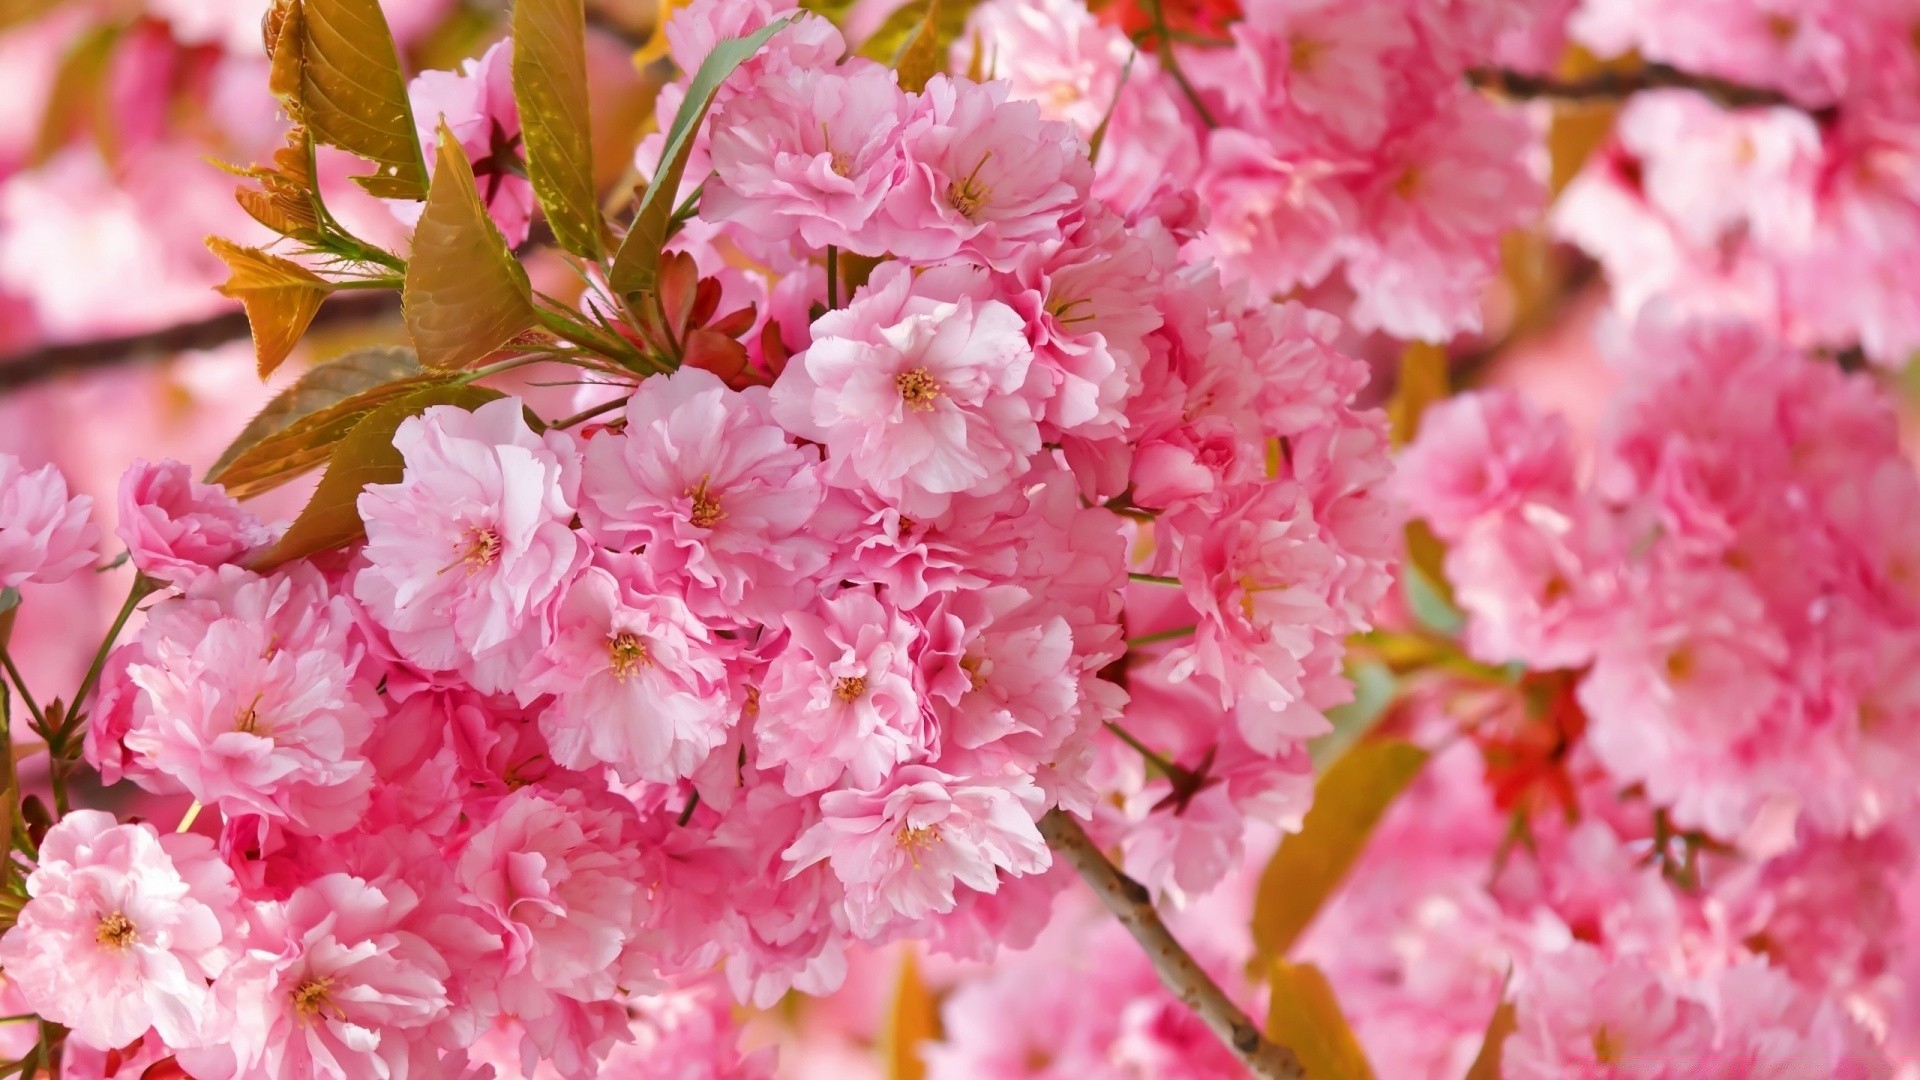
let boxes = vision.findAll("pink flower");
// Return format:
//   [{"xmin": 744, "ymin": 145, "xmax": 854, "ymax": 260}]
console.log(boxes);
[
  {"xmin": 1505, "ymin": 945, "xmax": 1716, "ymax": 1079},
  {"xmin": 0, "ymin": 452, "xmax": 98, "ymax": 589},
  {"xmin": 454, "ymin": 786, "xmax": 645, "ymax": 1010},
  {"xmin": 115, "ymin": 459, "xmax": 272, "ymax": 587},
  {"xmin": 0, "ymin": 811, "xmax": 238, "ymax": 1051},
  {"xmin": 770, "ymin": 262, "xmax": 1041, "ymax": 515},
  {"xmin": 917, "ymin": 585, "xmax": 1082, "ymax": 770},
  {"xmin": 782, "ymin": 766, "xmax": 1049, "ymax": 939},
  {"xmin": 404, "ymin": 39, "xmax": 533, "ymax": 245},
  {"xmin": 195, "ymin": 874, "xmax": 455, "ymax": 1080},
  {"xmin": 704, "ymin": 60, "xmax": 913, "ymax": 255},
  {"xmin": 878, "ymin": 76, "xmax": 1092, "ymax": 271},
  {"xmin": 757, "ymin": 588, "xmax": 927, "ymax": 794},
  {"xmin": 1189, "ymin": 128, "xmax": 1357, "ymax": 297},
  {"xmin": 355, "ymin": 396, "xmax": 589, "ymax": 695},
  {"xmin": 1396, "ymin": 390, "xmax": 1579, "ymax": 542},
  {"xmin": 118, "ymin": 565, "xmax": 378, "ymax": 835},
  {"xmin": 665, "ymin": 0, "xmax": 845, "ymax": 83},
  {"xmin": 521, "ymin": 563, "xmax": 738, "ymax": 784},
  {"xmin": 577, "ymin": 367, "xmax": 830, "ymax": 626},
  {"xmin": 1225, "ymin": 0, "xmax": 1415, "ymax": 149}
]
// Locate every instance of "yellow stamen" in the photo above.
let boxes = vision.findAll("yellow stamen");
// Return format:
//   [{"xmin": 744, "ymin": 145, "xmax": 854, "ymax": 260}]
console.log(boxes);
[
  {"xmin": 96, "ymin": 912, "xmax": 136, "ymax": 950},
  {"xmin": 897, "ymin": 823, "xmax": 942, "ymax": 868},
  {"xmin": 896, "ymin": 368, "xmax": 943, "ymax": 412},
  {"xmin": 608, "ymin": 632, "xmax": 652, "ymax": 680},
  {"xmin": 833, "ymin": 675, "xmax": 868, "ymax": 703},
  {"xmin": 687, "ymin": 476, "xmax": 725, "ymax": 529}
]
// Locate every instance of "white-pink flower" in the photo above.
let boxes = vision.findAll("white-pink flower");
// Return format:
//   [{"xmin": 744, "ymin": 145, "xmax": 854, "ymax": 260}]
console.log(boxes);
[
  {"xmin": 757, "ymin": 588, "xmax": 927, "ymax": 794},
  {"xmin": 770, "ymin": 262, "xmax": 1041, "ymax": 515},
  {"xmin": 0, "ymin": 811, "xmax": 238, "ymax": 1051},
  {"xmin": 116, "ymin": 458, "xmax": 272, "ymax": 587},
  {"xmin": 355, "ymin": 396, "xmax": 589, "ymax": 695},
  {"xmin": 521, "ymin": 562, "xmax": 738, "ymax": 784},
  {"xmin": 782, "ymin": 766, "xmax": 1050, "ymax": 939},
  {"xmin": 0, "ymin": 452, "xmax": 98, "ymax": 589},
  {"xmin": 577, "ymin": 367, "xmax": 830, "ymax": 626}
]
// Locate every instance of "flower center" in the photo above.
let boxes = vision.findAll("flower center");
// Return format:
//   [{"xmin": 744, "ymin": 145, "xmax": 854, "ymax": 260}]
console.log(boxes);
[
  {"xmin": 1591, "ymin": 1025, "xmax": 1624, "ymax": 1066},
  {"xmin": 95, "ymin": 911, "xmax": 137, "ymax": 950},
  {"xmin": 291, "ymin": 976, "xmax": 335, "ymax": 1019},
  {"xmin": 944, "ymin": 152, "xmax": 993, "ymax": 220},
  {"xmin": 443, "ymin": 524, "xmax": 502, "ymax": 575},
  {"xmin": 608, "ymin": 632, "xmax": 652, "ymax": 680},
  {"xmin": 896, "ymin": 368, "xmax": 944, "ymax": 412},
  {"xmin": 234, "ymin": 691, "xmax": 266, "ymax": 736},
  {"xmin": 1665, "ymin": 647, "xmax": 1695, "ymax": 684},
  {"xmin": 960, "ymin": 653, "xmax": 988, "ymax": 692},
  {"xmin": 830, "ymin": 150, "xmax": 855, "ymax": 178},
  {"xmin": 1289, "ymin": 36, "xmax": 1326, "ymax": 72},
  {"xmin": 896, "ymin": 823, "xmax": 943, "ymax": 868},
  {"xmin": 686, "ymin": 477, "xmax": 725, "ymax": 529},
  {"xmin": 833, "ymin": 675, "xmax": 868, "ymax": 703}
]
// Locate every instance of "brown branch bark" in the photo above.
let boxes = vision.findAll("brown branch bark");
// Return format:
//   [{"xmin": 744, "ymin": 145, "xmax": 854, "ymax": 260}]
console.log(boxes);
[
  {"xmin": 0, "ymin": 292, "xmax": 402, "ymax": 394},
  {"xmin": 1467, "ymin": 63, "xmax": 1808, "ymax": 113},
  {"xmin": 1038, "ymin": 808, "xmax": 1305, "ymax": 1079}
]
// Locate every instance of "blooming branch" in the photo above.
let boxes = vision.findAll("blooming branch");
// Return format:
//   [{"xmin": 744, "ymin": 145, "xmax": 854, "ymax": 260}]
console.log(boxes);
[{"xmin": 1037, "ymin": 808, "xmax": 1305, "ymax": 1079}]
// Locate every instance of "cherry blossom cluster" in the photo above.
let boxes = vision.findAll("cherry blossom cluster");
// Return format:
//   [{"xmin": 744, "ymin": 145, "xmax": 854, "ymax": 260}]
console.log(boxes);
[
  {"xmin": 948, "ymin": 0, "xmax": 1556, "ymax": 342},
  {"xmin": 1558, "ymin": 0, "xmax": 1920, "ymax": 365},
  {"xmin": 0, "ymin": 0, "xmax": 1392, "ymax": 1072}
]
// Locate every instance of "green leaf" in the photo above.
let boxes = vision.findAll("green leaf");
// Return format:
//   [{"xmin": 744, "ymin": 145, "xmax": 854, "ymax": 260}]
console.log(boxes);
[
  {"xmin": 513, "ymin": 0, "xmax": 604, "ymax": 260},
  {"xmin": 891, "ymin": 0, "xmax": 945, "ymax": 93},
  {"xmin": 1252, "ymin": 739, "xmax": 1429, "ymax": 964},
  {"xmin": 403, "ymin": 121, "xmax": 538, "ymax": 370},
  {"xmin": 0, "ymin": 587, "xmax": 18, "ymax": 618},
  {"xmin": 276, "ymin": 0, "xmax": 431, "ymax": 200},
  {"xmin": 208, "ymin": 347, "xmax": 445, "ymax": 499},
  {"xmin": 1463, "ymin": 997, "xmax": 1517, "ymax": 1080},
  {"xmin": 797, "ymin": 0, "xmax": 859, "ymax": 27},
  {"xmin": 0, "ymin": 680, "xmax": 14, "ymax": 897},
  {"xmin": 206, "ymin": 238, "xmax": 337, "ymax": 378},
  {"xmin": 252, "ymin": 383, "xmax": 504, "ymax": 569},
  {"xmin": 1388, "ymin": 340, "xmax": 1449, "ymax": 447},
  {"xmin": 1266, "ymin": 960, "xmax": 1377, "ymax": 1080},
  {"xmin": 1403, "ymin": 519, "xmax": 1461, "ymax": 629},
  {"xmin": 608, "ymin": 18, "xmax": 793, "ymax": 299},
  {"xmin": 880, "ymin": 950, "xmax": 940, "ymax": 1080},
  {"xmin": 856, "ymin": 0, "xmax": 977, "ymax": 70},
  {"xmin": 1087, "ymin": 50, "xmax": 1136, "ymax": 164}
]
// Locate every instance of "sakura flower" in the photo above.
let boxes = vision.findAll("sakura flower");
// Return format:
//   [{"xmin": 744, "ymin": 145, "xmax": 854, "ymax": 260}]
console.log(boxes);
[
  {"xmin": 769, "ymin": 261, "xmax": 1041, "ymax": 515},
  {"xmin": 404, "ymin": 39, "xmax": 533, "ymax": 245},
  {"xmin": 704, "ymin": 60, "xmax": 913, "ymax": 255},
  {"xmin": 783, "ymin": 766, "xmax": 1050, "ymax": 939},
  {"xmin": 1224, "ymin": 0, "xmax": 1415, "ymax": 149},
  {"xmin": 115, "ymin": 459, "xmax": 272, "ymax": 587},
  {"xmin": 0, "ymin": 452, "xmax": 98, "ymax": 589},
  {"xmin": 355, "ymin": 396, "xmax": 589, "ymax": 695},
  {"xmin": 577, "ymin": 367, "xmax": 830, "ymax": 626},
  {"xmin": 196, "ymin": 874, "xmax": 455, "ymax": 1080},
  {"xmin": 118, "ymin": 565, "xmax": 378, "ymax": 835},
  {"xmin": 1395, "ymin": 390, "xmax": 1579, "ymax": 542},
  {"xmin": 917, "ymin": 585, "xmax": 1081, "ymax": 771},
  {"xmin": 521, "ymin": 563, "xmax": 737, "ymax": 784},
  {"xmin": 879, "ymin": 76, "xmax": 1092, "ymax": 271},
  {"xmin": 0, "ymin": 812, "xmax": 239, "ymax": 1051},
  {"xmin": 1505, "ymin": 945, "xmax": 1717, "ymax": 1079},
  {"xmin": 757, "ymin": 588, "xmax": 927, "ymax": 794}
]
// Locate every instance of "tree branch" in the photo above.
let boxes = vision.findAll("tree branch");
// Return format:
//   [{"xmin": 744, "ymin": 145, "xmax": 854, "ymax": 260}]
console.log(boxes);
[
  {"xmin": 1467, "ymin": 63, "xmax": 1807, "ymax": 113},
  {"xmin": 1038, "ymin": 809, "xmax": 1304, "ymax": 1078},
  {"xmin": 0, "ymin": 292, "xmax": 403, "ymax": 393}
]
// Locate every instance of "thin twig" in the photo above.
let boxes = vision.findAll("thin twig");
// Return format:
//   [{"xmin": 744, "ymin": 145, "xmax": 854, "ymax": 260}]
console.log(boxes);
[
  {"xmin": 0, "ymin": 292, "xmax": 403, "ymax": 394},
  {"xmin": 1147, "ymin": 0, "xmax": 1216, "ymax": 129},
  {"xmin": 1466, "ymin": 63, "xmax": 1805, "ymax": 113},
  {"xmin": 1038, "ymin": 809, "xmax": 1304, "ymax": 1078}
]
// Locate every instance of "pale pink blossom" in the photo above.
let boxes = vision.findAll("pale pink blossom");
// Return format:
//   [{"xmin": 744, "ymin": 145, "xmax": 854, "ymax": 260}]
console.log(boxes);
[
  {"xmin": 769, "ymin": 261, "xmax": 1040, "ymax": 515},
  {"xmin": 1395, "ymin": 390, "xmax": 1579, "ymax": 542},
  {"xmin": 0, "ymin": 452, "xmax": 98, "ymax": 589},
  {"xmin": 402, "ymin": 40, "xmax": 533, "ymax": 245},
  {"xmin": 115, "ymin": 458, "xmax": 271, "ymax": 587},
  {"xmin": 0, "ymin": 812, "xmax": 238, "ymax": 1051},
  {"xmin": 757, "ymin": 588, "xmax": 927, "ymax": 794},
  {"xmin": 355, "ymin": 396, "xmax": 588, "ymax": 695},
  {"xmin": 783, "ymin": 766, "xmax": 1050, "ymax": 939},
  {"xmin": 1225, "ymin": 0, "xmax": 1415, "ymax": 149},
  {"xmin": 1505, "ymin": 944, "xmax": 1717, "ymax": 1079},
  {"xmin": 577, "ymin": 367, "xmax": 830, "ymax": 626},
  {"xmin": 521, "ymin": 562, "xmax": 738, "ymax": 784}
]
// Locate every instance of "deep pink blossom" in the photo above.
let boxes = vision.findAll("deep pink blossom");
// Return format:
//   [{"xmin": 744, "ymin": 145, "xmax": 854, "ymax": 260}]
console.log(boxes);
[{"xmin": 115, "ymin": 458, "xmax": 271, "ymax": 587}]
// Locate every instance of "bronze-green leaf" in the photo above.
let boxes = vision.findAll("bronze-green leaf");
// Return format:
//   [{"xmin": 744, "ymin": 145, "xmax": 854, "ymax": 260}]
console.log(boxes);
[
  {"xmin": 880, "ymin": 950, "xmax": 940, "ymax": 1080},
  {"xmin": 1252, "ymin": 739, "xmax": 1429, "ymax": 964},
  {"xmin": 856, "ymin": 0, "xmax": 977, "ymax": 70},
  {"xmin": 513, "ymin": 0, "xmax": 604, "ymax": 260},
  {"xmin": 1266, "ymin": 960, "xmax": 1377, "ymax": 1080},
  {"xmin": 1388, "ymin": 340, "xmax": 1449, "ymax": 447},
  {"xmin": 207, "ymin": 237, "xmax": 337, "ymax": 378},
  {"xmin": 797, "ymin": 0, "xmax": 859, "ymax": 28},
  {"xmin": 208, "ymin": 347, "xmax": 443, "ymax": 498},
  {"xmin": 608, "ymin": 17, "xmax": 793, "ymax": 299},
  {"xmin": 403, "ymin": 122, "xmax": 538, "ymax": 370},
  {"xmin": 252, "ymin": 383, "xmax": 503, "ymax": 569},
  {"xmin": 285, "ymin": 0, "xmax": 430, "ymax": 199},
  {"xmin": 891, "ymin": 0, "xmax": 945, "ymax": 93},
  {"xmin": 1463, "ymin": 997, "xmax": 1517, "ymax": 1080}
]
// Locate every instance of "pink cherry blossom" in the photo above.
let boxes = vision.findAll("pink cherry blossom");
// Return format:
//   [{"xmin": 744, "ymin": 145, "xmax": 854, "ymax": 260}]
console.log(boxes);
[
  {"xmin": 355, "ymin": 396, "xmax": 589, "ymax": 695},
  {"xmin": 757, "ymin": 588, "xmax": 927, "ymax": 795},
  {"xmin": 404, "ymin": 39, "xmax": 534, "ymax": 246},
  {"xmin": 0, "ymin": 452, "xmax": 98, "ymax": 589},
  {"xmin": 769, "ymin": 261, "xmax": 1040, "ymax": 515},
  {"xmin": 577, "ymin": 367, "xmax": 830, "ymax": 626},
  {"xmin": 115, "ymin": 458, "xmax": 271, "ymax": 587},
  {"xmin": 783, "ymin": 766, "xmax": 1049, "ymax": 940},
  {"xmin": 1505, "ymin": 944, "xmax": 1717, "ymax": 1079},
  {"xmin": 0, "ymin": 812, "xmax": 238, "ymax": 1052},
  {"xmin": 521, "ymin": 562, "xmax": 738, "ymax": 784}
]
